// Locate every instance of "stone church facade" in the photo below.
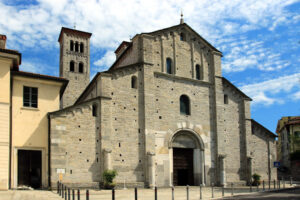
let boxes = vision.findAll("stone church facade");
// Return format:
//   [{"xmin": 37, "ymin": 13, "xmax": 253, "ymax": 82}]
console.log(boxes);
[{"xmin": 49, "ymin": 22, "xmax": 277, "ymax": 188}]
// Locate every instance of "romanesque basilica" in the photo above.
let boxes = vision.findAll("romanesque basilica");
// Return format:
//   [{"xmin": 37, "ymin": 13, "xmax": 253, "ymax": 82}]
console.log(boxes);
[{"xmin": 0, "ymin": 19, "xmax": 277, "ymax": 189}]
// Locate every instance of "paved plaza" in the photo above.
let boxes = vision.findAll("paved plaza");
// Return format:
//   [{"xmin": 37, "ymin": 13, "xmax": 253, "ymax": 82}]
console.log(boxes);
[{"xmin": 0, "ymin": 185, "xmax": 296, "ymax": 200}]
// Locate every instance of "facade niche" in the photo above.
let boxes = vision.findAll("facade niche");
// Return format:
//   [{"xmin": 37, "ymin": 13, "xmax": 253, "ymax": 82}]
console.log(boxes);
[
  {"xmin": 224, "ymin": 94, "xmax": 228, "ymax": 104},
  {"xmin": 180, "ymin": 33, "xmax": 186, "ymax": 41},
  {"xmin": 92, "ymin": 104, "xmax": 98, "ymax": 117}
]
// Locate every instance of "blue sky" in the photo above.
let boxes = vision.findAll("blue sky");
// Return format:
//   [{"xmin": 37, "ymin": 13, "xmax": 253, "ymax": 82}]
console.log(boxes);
[{"xmin": 1, "ymin": 0, "xmax": 299, "ymax": 133}]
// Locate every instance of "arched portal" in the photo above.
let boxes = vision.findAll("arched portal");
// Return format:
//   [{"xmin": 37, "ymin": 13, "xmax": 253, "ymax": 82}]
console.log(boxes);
[{"xmin": 170, "ymin": 130, "xmax": 205, "ymax": 186}]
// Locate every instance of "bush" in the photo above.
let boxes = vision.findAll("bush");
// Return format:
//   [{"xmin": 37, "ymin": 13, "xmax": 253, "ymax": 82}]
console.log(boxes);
[
  {"xmin": 102, "ymin": 169, "xmax": 117, "ymax": 189},
  {"xmin": 252, "ymin": 173, "xmax": 261, "ymax": 186}
]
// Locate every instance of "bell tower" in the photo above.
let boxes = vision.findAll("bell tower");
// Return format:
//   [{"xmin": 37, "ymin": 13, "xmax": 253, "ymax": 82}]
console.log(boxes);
[{"xmin": 58, "ymin": 27, "xmax": 92, "ymax": 108}]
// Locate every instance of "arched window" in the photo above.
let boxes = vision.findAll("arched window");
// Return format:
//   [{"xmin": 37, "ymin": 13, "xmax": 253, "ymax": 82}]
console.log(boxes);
[
  {"xmin": 75, "ymin": 42, "xmax": 79, "ymax": 52},
  {"xmin": 180, "ymin": 33, "xmax": 186, "ymax": 41},
  {"xmin": 131, "ymin": 76, "xmax": 137, "ymax": 89},
  {"xmin": 70, "ymin": 40, "xmax": 74, "ymax": 51},
  {"xmin": 79, "ymin": 63, "xmax": 84, "ymax": 73},
  {"xmin": 180, "ymin": 95, "xmax": 190, "ymax": 115},
  {"xmin": 70, "ymin": 61, "xmax": 75, "ymax": 72},
  {"xmin": 195, "ymin": 64, "xmax": 203, "ymax": 80},
  {"xmin": 166, "ymin": 58, "xmax": 172, "ymax": 74},
  {"xmin": 80, "ymin": 43, "xmax": 84, "ymax": 53},
  {"xmin": 92, "ymin": 104, "xmax": 97, "ymax": 117}
]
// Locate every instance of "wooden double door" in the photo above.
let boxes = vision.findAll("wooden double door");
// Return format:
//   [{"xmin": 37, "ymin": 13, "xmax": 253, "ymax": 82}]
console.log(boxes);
[{"xmin": 173, "ymin": 148, "xmax": 194, "ymax": 186}]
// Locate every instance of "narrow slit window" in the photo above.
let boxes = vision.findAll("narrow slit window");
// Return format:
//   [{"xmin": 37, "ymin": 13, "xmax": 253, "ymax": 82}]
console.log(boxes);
[
  {"xmin": 92, "ymin": 104, "xmax": 98, "ymax": 117},
  {"xmin": 131, "ymin": 76, "xmax": 137, "ymax": 89},
  {"xmin": 224, "ymin": 94, "xmax": 228, "ymax": 104},
  {"xmin": 75, "ymin": 42, "xmax": 79, "ymax": 52},
  {"xmin": 166, "ymin": 58, "xmax": 172, "ymax": 74},
  {"xmin": 195, "ymin": 64, "xmax": 203, "ymax": 80}
]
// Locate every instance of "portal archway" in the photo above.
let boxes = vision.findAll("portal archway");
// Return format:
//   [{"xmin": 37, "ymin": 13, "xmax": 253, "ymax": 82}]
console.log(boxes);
[{"xmin": 170, "ymin": 130, "xmax": 205, "ymax": 186}]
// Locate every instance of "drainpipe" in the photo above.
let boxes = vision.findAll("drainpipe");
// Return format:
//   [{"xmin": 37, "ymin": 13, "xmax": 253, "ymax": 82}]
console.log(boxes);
[
  {"xmin": 48, "ymin": 114, "xmax": 51, "ymax": 189},
  {"xmin": 8, "ymin": 71, "xmax": 13, "ymax": 189}
]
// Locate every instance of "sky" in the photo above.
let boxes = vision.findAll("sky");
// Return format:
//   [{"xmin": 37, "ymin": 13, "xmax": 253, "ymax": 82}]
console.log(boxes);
[{"xmin": 1, "ymin": 0, "xmax": 299, "ymax": 133}]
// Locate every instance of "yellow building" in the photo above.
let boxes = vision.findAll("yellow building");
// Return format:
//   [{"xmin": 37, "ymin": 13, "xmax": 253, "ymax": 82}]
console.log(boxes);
[{"xmin": 0, "ymin": 35, "xmax": 68, "ymax": 190}]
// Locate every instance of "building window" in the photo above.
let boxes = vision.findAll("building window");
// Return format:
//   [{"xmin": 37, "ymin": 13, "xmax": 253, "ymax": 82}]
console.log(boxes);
[
  {"xmin": 195, "ymin": 64, "xmax": 203, "ymax": 80},
  {"xmin": 131, "ymin": 76, "xmax": 137, "ymax": 89},
  {"xmin": 70, "ymin": 40, "xmax": 74, "ymax": 51},
  {"xmin": 294, "ymin": 131, "xmax": 300, "ymax": 138},
  {"xmin": 70, "ymin": 61, "xmax": 75, "ymax": 72},
  {"xmin": 224, "ymin": 94, "xmax": 228, "ymax": 104},
  {"xmin": 92, "ymin": 104, "xmax": 97, "ymax": 117},
  {"xmin": 166, "ymin": 58, "xmax": 172, "ymax": 74},
  {"xmin": 180, "ymin": 95, "xmax": 190, "ymax": 115},
  {"xmin": 75, "ymin": 42, "xmax": 79, "ymax": 52},
  {"xmin": 180, "ymin": 33, "xmax": 186, "ymax": 41},
  {"xmin": 80, "ymin": 43, "xmax": 84, "ymax": 53},
  {"xmin": 79, "ymin": 63, "xmax": 84, "ymax": 73},
  {"xmin": 23, "ymin": 86, "xmax": 38, "ymax": 108}
]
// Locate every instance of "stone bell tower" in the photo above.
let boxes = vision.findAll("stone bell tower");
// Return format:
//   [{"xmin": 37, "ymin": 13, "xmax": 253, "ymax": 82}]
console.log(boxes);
[{"xmin": 58, "ymin": 27, "xmax": 92, "ymax": 108}]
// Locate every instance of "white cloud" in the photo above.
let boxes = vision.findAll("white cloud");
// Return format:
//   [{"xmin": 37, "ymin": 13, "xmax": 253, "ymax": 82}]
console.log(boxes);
[
  {"xmin": 240, "ymin": 73, "xmax": 300, "ymax": 106},
  {"xmin": 94, "ymin": 50, "xmax": 115, "ymax": 71},
  {"xmin": 20, "ymin": 61, "xmax": 46, "ymax": 74},
  {"xmin": 0, "ymin": 0, "xmax": 298, "ymax": 50}
]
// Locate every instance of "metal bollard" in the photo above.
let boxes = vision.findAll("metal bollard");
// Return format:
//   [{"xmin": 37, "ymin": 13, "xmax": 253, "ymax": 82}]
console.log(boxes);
[
  {"xmin": 283, "ymin": 179, "xmax": 285, "ymax": 188},
  {"xmin": 268, "ymin": 180, "xmax": 270, "ymax": 190},
  {"xmin": 278, "ymin": 180, "xmax": 280, "ymax": 189},
  {"xmin": 211, "ymin": 184, "xmax": 214, "ymax": 198},
  {"xmin": 155, "ymin": 186, "xmax": 157, "ymax": 200},
  {"xmin": 62, "ymin": 184, "xmax": 64, "ymax": 198},
  {"xmin": 222, "ymin": 185, "xmax": 224, "ymax": 197},
  {"xmin": 231, "ymin": 183, "xmax": 233, "ymax": 196},
  {"xmin": 135, "ymin": 187, "xmax": 138, "ymax": 200},
  {"xmin": 112, "ymin": 189, "xmax": 115, "ymax": 200},
  {"xmin": 263, "ymin": 180, "xmax": 265, "ymax": 191},
  {"xmin": 77, "ymin": 189, "xmax": 80, "ymax": 200},
  {"xmin": 290, "ymin": 177, "xmax": 292, "ymax": 186},
  {"xmin": 72, "ymin": 189, "xmax": 75, "ymax": 200},
  {"xmin": 250, "ymin": 183, "xmax": 252, "ymax": 192},
  {"xmin": 200, "ymin": 185, "xmax": 202, "ymax": 200},
  {"xmin": 186, "ymin": 185, "xmax": 189, "ymax": 200},
  {"xmin": 172, "ymin": 186, "xmax": 174, "ymax": 200},
  {"xmin": 86, "ymin": 190, "xmax": 89, "ymax": 200},
  {"xmin": 256, "ymin": 183, "xmax": 259, "ymax": 192},
  {"xmin": 274, "ymin": 180, "xmax": 276, "ymax": 189},
  {"xmin": 57, "ymin": 181, "xmax": 60, "ymax": 194},
  {"xmin": 68, "ymin": 188, "xmax": 70, "ymax": 200},
  {"xmin": 65, "ymin": 186, "xmax": 67, "ymax": 200}
]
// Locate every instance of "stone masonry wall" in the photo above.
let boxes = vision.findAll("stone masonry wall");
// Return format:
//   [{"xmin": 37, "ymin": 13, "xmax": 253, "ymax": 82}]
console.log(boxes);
[{"xmin": 49, "ymin": 98, "xmax": 101, "ymax": 188}]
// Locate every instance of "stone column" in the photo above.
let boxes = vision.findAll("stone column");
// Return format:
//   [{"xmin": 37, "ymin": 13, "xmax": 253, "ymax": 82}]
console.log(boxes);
[
  {"xmin": 201, "ymin": 150, "xmax": 205, "ymax": 186},
  {"xmin": 169, "ymin": 148, "xmax": 173, "ymax": 186},
  {"xmin": 147, "ymin": 152, "xmax": 156, "ymax": 188},
  {"xmin": 193, "ymin": 149, "xmax": 201, "ymax": 185},
  {"xmin": 103, "ymin": 149, "xmax": 112, "ymax": 170},
  {"xmin": 219, "ymin": 154, "xmax": 226, "ymax": 186}
]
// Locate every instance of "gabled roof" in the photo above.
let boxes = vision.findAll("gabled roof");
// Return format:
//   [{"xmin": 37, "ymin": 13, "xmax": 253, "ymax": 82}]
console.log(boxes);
[
  {"xmin": 58, "ymin": 27, "xmax": 92, "ymax": 42},
  {"xmin": 222, "ymin": 77, "xmax": 252, "ymax": 101},
  {"xmin": 143, "ymin": 23, "xmax": 222, "ymax": 54},
  {"xmin": 251, "ymin": 119, "xmax": 277, "ymax": 138}
]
